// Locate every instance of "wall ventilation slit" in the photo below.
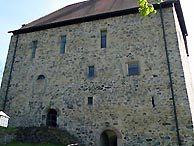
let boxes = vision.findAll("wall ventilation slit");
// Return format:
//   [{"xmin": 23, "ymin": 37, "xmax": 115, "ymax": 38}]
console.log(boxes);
[{"xmin": 152, "ymin": 96, "xmax": 155, "ymax": 108}]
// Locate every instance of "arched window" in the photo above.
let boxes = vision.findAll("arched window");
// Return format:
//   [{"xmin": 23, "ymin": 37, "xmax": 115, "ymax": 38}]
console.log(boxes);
[
  {"xmin": 100, "ymin": 130, "xmax": 117, "ymax": 146},
  {"xmin": 46, "ymin": 109, "xmax": 57, "ymax": 127},
  {"xmin": 33, "ymin": 74, "xmax": 46, "ymax": 94},
  {"xmin": 37, "ymin": 75, "xmax": 45, "ymax": 80}
]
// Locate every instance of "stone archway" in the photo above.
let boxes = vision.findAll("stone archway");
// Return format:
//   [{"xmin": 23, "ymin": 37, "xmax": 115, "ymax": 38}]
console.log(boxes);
[
  {"xmin": 100, "ymin": 130, "xmax": 117, "ymax": 146},
  {"xmin": 46, "ymin": 109, "xmax": 57, "ymax": 127}
]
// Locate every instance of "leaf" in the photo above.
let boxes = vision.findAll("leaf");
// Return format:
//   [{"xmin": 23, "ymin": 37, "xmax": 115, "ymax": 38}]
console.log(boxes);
[{"xmin": 138, "ymin": 0, "xmax": 159, "ymax": 16}]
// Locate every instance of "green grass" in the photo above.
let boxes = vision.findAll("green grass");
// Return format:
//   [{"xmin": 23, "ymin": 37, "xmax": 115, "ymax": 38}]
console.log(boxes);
[
  {"xmin": 5, "ymin": 142, "xmax": 64, "ymax": 146},
  {"xmin": 0, "ymin": 127, "xmax": 78, "ymax": 146},
  {"xmin": 0, "ymin": 127, "xmax": 18, "ymax": 134}
]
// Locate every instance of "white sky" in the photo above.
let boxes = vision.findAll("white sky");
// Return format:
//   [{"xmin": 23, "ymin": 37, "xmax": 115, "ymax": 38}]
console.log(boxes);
[{"xmin": 0, "ymin": 0, "xmax": 193, "ymax": 84}]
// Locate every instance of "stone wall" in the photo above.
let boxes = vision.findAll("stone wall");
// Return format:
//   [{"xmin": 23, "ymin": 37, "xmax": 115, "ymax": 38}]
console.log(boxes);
[
  {"xmin": 0, "ymin": 133, "xmax": 15, "ymax": 145},
  {"xmin": 0, "ymin": 36, "xmax": 17, "ymax": 110},
  {"xmin": 1, "ymin": 6, "xmax": 194, "ymax": 146},
  {"xmin": 173, "ymin": 4, "xmax": 194, "ymax": 123}
]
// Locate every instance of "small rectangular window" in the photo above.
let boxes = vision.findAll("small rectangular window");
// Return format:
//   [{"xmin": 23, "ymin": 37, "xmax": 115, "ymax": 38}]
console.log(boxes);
[
  {"xmin": 128, "ymin": 63, "xmax": 139, "ymax": 75},
  {"xmin": 89, "ymin": 66, "xmax": 95, "ymax": 77},
  {"xmin": 60, "ymin": 36, "xmax": 66, "ymax": 54},
  {"xmin": 32, "ymin": 40, "xmax": 37, "ymax": 59},
  {"xmin": 88, "ymin": 97, "xmax": 93, "ymax": 105},
  {"xmin": 101, "ymin": 30, "xmax": 107, "ymax": 48}
]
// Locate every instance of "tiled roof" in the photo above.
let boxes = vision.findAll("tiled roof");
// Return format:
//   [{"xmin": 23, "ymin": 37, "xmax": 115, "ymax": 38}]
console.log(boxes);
[
  {"xmin": 21, "ymin": 0, "xmax": 144, "ymax": 29},
  {"xmin": 10, "ymin": 0, "xmax": 187, "ymax": 36}
]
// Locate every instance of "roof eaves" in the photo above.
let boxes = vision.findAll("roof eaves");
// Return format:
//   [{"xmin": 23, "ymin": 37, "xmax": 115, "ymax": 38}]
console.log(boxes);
[
  {"xmin": 174, "ymin": 0, "xmax": 187, "ymax": 36},
  {"xmin": 9, "ymin": 1, "xmax": 178, "ymax": 35},
  {"xmin": 9, "ymin": 7, "xmax": 139, "ymax": 35}
]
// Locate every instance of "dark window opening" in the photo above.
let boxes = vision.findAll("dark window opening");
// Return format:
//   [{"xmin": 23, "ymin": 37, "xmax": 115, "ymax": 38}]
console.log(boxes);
[
  {"xmin": 101, "ymin": 30, "xmax": 107, "ymax": 48},
  {"xmin": 46, "ymin": 109, "xmax": 57, "ymax": 127},
  {"xmin": 60, "ymin": 36, "xmax": 66, "ymax": 54},
  {"xmin": 89, "ymin": 66, "xmax": 95, "ymax": 77},
  {"xmin": 37, "ymin": 75, "xmax": 45, "ymax": 80},
  {"xmin": 152, "ymin": 96, "xmax": 155, "ymax": 108},
  {"xmin": 34, "ymin": 74, "xmax": 46, "ymax": 94},
  {"xmin": 32, "ymin": 40, "xmax": 37, "ymax": 59},
  {"xmin": 128, "ymin": 63, "xmax": 139, "ymax": 75},
  {"xmin": 100, "ymin": 130, "xmax": 117, "ymax": 146},
  {"xmin": 88, "ymin": 97, "xmax": 93, "ymax": 105}
]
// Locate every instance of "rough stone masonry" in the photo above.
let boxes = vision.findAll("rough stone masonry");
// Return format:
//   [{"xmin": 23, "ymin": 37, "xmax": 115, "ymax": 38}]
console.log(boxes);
[{"xmin": 1, "ymin": 0, "xmax": 194, "ymax": 145}]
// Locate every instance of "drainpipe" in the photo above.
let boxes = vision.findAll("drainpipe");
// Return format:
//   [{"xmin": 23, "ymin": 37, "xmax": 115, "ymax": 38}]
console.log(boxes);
[
  {"xmin": 3, "ymin": 33, "xmax": 19, "ymax": 111},
  {"xmin": 159, "ymin": 4, "xmax": 181, "ymax": 146}
]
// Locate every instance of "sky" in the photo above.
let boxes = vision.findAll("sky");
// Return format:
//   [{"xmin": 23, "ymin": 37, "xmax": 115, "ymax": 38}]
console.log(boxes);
[{"xmin": 0, "ymin": 0, "xmax": 193, "ymax": 85}]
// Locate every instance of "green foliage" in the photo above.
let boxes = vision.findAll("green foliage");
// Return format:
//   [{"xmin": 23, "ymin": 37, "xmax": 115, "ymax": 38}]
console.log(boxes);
[
  {"xmin": 0, "ymin": 127, "xmax": 18, "ymax": 134},
  {"xmin": 5, "ymin": 142, "xmax": 63, "ymax": 146},
  {"xmin": 138, "ymin": 0, "xmax": 162, "ymax": 16},
  {"xmin": 15, "ymin": 127, "xmax": 80, "ymax": 145},
  {"xmin": 1, "ymin": 127, "xmax": 85, "ymax": 146}
]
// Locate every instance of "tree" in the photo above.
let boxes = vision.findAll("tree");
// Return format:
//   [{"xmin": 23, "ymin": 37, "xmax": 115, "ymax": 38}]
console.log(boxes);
[{"xmin": 138, "ymin": 0, "xmax": 162, "ymax": 16}]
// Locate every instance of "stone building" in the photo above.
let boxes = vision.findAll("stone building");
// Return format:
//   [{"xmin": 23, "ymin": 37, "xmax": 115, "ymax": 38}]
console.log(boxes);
[{"xmin": 1, "ymin": 0, "xmax": 194, "ymax": 145}]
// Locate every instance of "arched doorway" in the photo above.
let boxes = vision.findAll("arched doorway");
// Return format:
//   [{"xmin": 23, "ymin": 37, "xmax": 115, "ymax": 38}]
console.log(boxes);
[
  {"xmin": 100, "ymin": 130, "xmax": 117, "ymax": 146},
  {"xmin": 46, "ymin": 109, "xmax": 57, "ymax": 127}
]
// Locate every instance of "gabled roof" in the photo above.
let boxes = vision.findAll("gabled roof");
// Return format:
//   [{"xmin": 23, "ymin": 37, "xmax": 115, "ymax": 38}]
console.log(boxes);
[
  {"xmin": 10, "ymin": 0, "xmax": 187, "ymax": 36},
  {"xmin": 0, "ymin": 111, "xmax": 10, "ymax": 118},
  {"xmin": 21, "ymin": 0, "xmax": 140, "ymax": 29}
]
